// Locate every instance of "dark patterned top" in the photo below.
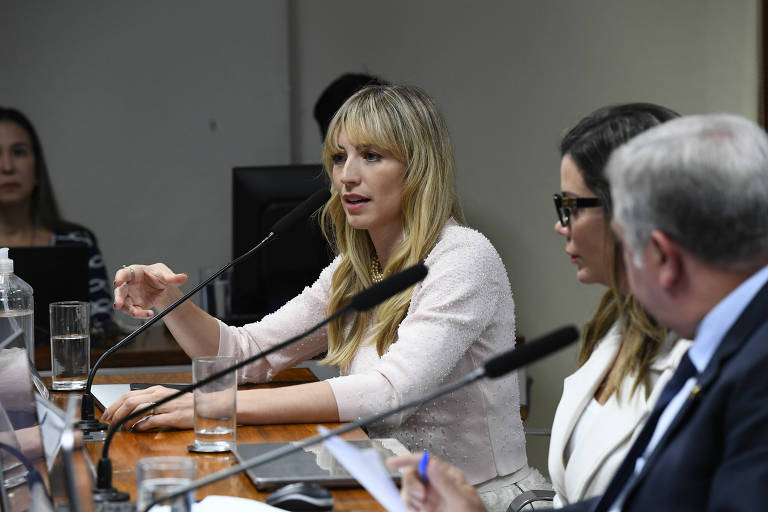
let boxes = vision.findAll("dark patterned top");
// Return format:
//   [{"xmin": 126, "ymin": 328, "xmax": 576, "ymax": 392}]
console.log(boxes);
[{"xmin": 51, "ymin": 230, "xmax": 112, "ymax": 326}]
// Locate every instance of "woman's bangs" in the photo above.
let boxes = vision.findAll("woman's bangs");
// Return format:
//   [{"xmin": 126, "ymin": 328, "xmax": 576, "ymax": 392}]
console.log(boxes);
[
  {"xmin": 344, "ymin": 107, "xmax": 402, "ymax": 156},
  {"xmin": 343, "ymin": 117, "xmax": 379, "ymax": 147}
]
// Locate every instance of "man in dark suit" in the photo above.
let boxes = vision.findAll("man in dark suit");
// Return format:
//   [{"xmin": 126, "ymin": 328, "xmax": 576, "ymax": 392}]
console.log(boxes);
[
  {"xmin": 390, "ymin": 113, "xmax": 768, "ymax": 511},
  {"xmin": 577, "ymin": 112, "xmax": 768, "ymax": 511}
]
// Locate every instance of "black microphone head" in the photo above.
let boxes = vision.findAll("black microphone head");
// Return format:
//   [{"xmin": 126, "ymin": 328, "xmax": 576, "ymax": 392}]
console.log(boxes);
[
  {"xmin": 484, "ymin": 325, "xmax": 579, "ymax": 379},
  {"xmin": 349, "ymin": 263, "xmax": 428, "ymax": 312},
  {"xmin": 270, "ymin": 188, "xmax": 331, "ymax": 236}
]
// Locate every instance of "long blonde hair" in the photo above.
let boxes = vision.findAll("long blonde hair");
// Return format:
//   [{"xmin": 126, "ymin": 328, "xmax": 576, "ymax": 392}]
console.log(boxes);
[{"xmin": 319, "ymin": 85, "xmax": 464, "ymax": 368}]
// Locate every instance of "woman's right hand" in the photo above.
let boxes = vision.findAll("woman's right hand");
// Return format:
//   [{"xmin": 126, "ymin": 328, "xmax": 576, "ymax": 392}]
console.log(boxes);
[{"xmin": 114, "ymin": 263, "xmax": 188, "ymax": 318}]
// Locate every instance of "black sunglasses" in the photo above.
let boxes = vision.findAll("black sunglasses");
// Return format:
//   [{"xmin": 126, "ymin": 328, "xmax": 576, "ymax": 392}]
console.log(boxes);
[{"xmin": 553, "ymin": 193, "xmax": 602, "ymax": 227}]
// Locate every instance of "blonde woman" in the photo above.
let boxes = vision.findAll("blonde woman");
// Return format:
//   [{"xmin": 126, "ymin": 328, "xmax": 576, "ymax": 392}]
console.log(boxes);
[{"xmin": 105, "ymin": 85, "xmax": 541, "ymax": 499}]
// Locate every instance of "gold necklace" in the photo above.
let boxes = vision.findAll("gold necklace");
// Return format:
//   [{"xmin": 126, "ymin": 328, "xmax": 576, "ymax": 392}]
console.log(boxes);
[{"xmin": 370, "ymin": 254, "xmax": 384, "ymax": 283}]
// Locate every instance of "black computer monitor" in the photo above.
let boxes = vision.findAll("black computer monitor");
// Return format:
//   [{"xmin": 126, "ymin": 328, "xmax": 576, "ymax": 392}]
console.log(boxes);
[
  {"xmin": 9, "ymin": 246, "xmax": 90, "ymax": 345},
  {"xmin": 231, "ymin": 165, "xmax": 333, "ymax": 323}
]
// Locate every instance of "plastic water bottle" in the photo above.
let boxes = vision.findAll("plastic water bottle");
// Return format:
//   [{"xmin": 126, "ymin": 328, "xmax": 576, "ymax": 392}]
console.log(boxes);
[{"xmin": 0, "ymin": 247, "xmax": 35, "ymax": 364}]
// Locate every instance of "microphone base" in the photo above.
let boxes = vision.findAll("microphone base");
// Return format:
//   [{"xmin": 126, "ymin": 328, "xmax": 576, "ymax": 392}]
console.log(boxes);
[
  {"xmin": 92, "ymin": 486, "xmax": 130, "ymax": 502},
  {"xmin": 81, "ymin": 430, "xmax": 108, "ymax": 442},
  {"xmin": 76, "ymin": 418, "xmax": 109, "ymax": 442}
]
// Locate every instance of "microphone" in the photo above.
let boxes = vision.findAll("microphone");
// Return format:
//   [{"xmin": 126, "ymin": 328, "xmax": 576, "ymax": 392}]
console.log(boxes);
[
  {"xmin": 77, "ymin": 188, "xmax": 332, "ymax": 438},
  {"xmin": 93, "ymin": 263, "xmax": 428, "ymax": 503},
  {"xmin": 270, "ymin": 189, "xmax": 332, "ymax": 236},
  {"xmin": 142, "ymin": 325, "xmax": 579, "ymax": 511},
  {"xmin": 349, "ymin": 263, "xmax": 428, "ymax": 311},
  {"xmin": 485, "ymin": 325, "xmax": 578, "ymax": 378}
]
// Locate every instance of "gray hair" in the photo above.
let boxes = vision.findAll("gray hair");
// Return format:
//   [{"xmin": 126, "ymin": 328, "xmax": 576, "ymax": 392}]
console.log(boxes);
[{"xmin": 607, "ymin": 113, "xmax": 768, "ymax": 269}]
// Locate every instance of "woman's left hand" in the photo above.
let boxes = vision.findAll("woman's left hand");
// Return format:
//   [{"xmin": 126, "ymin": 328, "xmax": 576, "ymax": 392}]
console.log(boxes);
[{"xmin": 101, "ymin": 385, "xmax": 193, "ymax": 431}]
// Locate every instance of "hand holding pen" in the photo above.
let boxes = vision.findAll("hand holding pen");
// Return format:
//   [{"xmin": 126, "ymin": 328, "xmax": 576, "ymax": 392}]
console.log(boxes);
[{"xmin": 387, "ymin": 451, "xmax": 485, "ymax": 512}]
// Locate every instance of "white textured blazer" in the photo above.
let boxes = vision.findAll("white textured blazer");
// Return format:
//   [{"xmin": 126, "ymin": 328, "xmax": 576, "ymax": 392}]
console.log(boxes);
[
  {"xmin": 217, "ymin": 219, "xmax": 527, "ymax": 484},
  {"xmin": 548, "ymin": 323, "xmax": 691, "ymax": 507}
]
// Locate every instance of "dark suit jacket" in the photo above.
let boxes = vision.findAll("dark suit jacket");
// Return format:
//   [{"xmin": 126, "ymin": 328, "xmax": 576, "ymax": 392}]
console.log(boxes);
[{"xmin": 561, "ymin": 278, "xmax": 768, "ymax": 511}]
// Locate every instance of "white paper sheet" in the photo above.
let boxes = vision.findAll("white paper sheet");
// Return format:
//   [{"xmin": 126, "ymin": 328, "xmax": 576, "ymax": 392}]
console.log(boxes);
[
  {"xmin": 193, "ymin": 494, "xmax": 285, "ymax": 511},
  {"xmin": 318, "ymin": 426, "xmax": 408, "ymax": 512}
]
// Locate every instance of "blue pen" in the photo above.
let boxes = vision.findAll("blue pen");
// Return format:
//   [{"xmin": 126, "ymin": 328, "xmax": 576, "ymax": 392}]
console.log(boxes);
[{"xmin": 418, "ymin": 450, "xmax": 429, "ymax": 482}]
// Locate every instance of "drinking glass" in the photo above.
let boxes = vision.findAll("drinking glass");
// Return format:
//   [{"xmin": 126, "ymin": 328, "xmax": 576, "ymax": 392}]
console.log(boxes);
[
  {"xmin": 188, "ymin": 356, "xmax": 237, "ymax": 453},
  {"xmin": 49, "ymin": 301, "xmax": 89, "ymax": 390},
  {"xmin": 136, "ymin": 457, "xmax": 195, "ymax": 512}
]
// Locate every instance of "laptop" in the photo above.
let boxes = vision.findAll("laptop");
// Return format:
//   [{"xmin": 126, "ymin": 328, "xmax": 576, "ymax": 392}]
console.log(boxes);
[
  {"xmin": 9, "ymin": 246, "xmax": 90, "ymax": 345},
  {"xmin": 233, "ymin": 439, "xmax": 407, "ymax": 490}
]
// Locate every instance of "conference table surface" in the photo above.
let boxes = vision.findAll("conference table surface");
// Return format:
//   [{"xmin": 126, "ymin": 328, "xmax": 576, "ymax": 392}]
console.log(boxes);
[{"xmin": 47, "ymin": 366, "xmax": 387, "ymax": 511}]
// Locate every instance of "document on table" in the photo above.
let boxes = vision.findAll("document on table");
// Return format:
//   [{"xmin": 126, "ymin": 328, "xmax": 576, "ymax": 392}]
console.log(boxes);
[
  {"xmin": 193, "ymin": 495, "xmax": 284, "ymax": 511},
  {"xmin": 318, "ymin": 426, "xmax": 408, "ymax": 512}
]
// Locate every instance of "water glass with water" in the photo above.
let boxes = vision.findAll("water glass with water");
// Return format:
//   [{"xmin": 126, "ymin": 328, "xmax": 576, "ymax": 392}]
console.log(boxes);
[
  {"xmin": 49, "ymin": 301, "xmax": 89, "ymax": 390},
  {"xmin": 136, "ymin": 457, "xmax": 195, "ymax": 512},
  {"xmin": 189, "ymin": 355, "xmax": 237, "ymax": 453}
]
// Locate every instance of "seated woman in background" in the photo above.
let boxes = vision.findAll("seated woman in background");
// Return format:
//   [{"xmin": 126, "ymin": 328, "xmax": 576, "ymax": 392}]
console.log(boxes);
[
  {"xmin": 0, "ymin": 107, "xmax": 113, "ymax": 332},
  {"xmin": 390, "ymin": 103, "xmax": 692, "ymax": 511},
  {"xmin": 105, "ymin": 84, "xmax": 547, "ymax": 507}
]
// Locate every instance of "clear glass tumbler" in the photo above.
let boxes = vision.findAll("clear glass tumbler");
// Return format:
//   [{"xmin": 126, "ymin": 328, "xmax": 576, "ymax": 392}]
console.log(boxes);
[
  {"xmin": 49, "ymin": 301, "xmax": 90, "ymax": 390},
  {"xmin": 189, "ymin": 355, "xmax": 237, "ymax": 453},
  {"xmin": 136, "ymin": 456, "xmax": 195, "ymax": 512}
]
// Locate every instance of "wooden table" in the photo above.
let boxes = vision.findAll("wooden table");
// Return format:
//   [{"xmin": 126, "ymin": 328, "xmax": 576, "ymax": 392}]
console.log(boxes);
[{"xmin": 48, "ymin": 368, "xmax": 385, "ymax": 511}]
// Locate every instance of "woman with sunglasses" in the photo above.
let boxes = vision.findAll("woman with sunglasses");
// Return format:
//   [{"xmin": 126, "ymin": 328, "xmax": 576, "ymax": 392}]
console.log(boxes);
[{"xmin": 390, "ymin": 103, "xmax": 692, "ymax": 511}]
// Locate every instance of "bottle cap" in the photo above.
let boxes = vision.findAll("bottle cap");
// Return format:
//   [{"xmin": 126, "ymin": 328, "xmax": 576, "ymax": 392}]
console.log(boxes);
[{"xmin": 0, "ymin": 248, "xmax": 13, "ymax": 273}]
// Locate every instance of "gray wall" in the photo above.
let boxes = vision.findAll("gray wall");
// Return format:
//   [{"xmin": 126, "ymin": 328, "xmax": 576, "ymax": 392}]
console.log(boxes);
[
  {"xmin": 0, "ymin": 1, "xmax": 291, "ymax": 284},
  {"xmin": 1, "ymin": 0, "xmax": 759, "ymax": 477}
]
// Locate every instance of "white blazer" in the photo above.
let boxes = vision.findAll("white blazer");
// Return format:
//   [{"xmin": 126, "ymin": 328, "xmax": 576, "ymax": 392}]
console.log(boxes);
[{"xmin": 548, "ymin": 323, "xmax": 691, "ymax": 508}]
